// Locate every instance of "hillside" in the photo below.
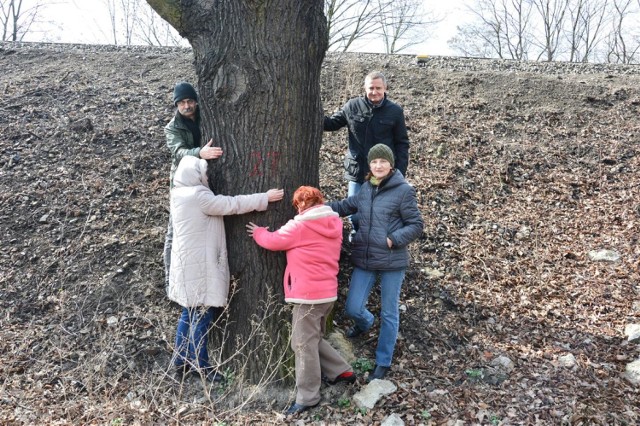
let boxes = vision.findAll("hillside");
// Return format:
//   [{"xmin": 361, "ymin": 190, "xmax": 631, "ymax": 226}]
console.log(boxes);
[{"xmin": 1, "ymin": 42, "xmax": 639, "ymax": 425}]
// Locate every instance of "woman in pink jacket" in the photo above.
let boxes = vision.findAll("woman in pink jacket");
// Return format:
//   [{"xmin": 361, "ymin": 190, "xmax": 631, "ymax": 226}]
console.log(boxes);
[
  {"xmin": 246, "ymin": 186, "xmax": 355, "ymax": 415},
  {"xmin": 169, "ymin": 156, "xmax": 283, "ymax": 383}
]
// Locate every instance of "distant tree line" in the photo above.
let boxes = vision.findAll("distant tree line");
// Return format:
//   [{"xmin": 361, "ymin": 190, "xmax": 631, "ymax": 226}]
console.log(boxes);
[
  {"xmin": 2, "ymin": 0, "xmax": 437, "ymax": 54},
  {"xmin": 449, "ymin": 0, "xmax": 640, "ymax": 63},
  {"xmin": 5, "ymin": 0, "xmax": 636, "ymax": 63},
  {"xmin": 118, "ymin": 0, "xmax": 436, "ymax": 54}
]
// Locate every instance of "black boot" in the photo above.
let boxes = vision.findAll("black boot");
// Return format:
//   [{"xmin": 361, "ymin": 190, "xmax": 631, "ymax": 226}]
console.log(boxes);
[
  {"xmin": 345, "ymin": 325, "xmax": 366, "ymax": 338},
  {"xmin": 173, "ymin": 364, "xmax": 191, "ymax": 381},
  {"xmin": 367, "ymin": 365, "xmax": 390, "ymax": 382},
  {"xmin": 201, "ymin": 366, "xmax": 226, "ymax": 384},
  {"xmin": 285, "ymin": 401, "xmax": 319, "ymax": 415}
]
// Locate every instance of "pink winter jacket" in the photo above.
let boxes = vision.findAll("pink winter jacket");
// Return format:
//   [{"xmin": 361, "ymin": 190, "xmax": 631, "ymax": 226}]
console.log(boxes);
[{"xmin": 252, "ymin": 205, "xmax": 343, "ymax": 304}]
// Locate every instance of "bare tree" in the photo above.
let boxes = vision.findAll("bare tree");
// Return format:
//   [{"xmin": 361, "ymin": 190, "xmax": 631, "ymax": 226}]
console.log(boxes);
[
  {"xmin": 102, "ymin": 0, "xmax": 185, "ymax": 46},
  {"xmin": 120, "ymin": 0, "xmax": 138, "ymax": 45},
  {"xmin": 449, "ymin": 0, "xmax": 533, "ymax": 60},
  {"xmin": 531, "ymin": 0, "xmax": 569, "ymax": 61},
  {"xmin": 102, "ymin": 0, "xmax": 140, "ymax": 46},
  {"xmin": 506, "ymin": 0, "xmax": 535, "ymax": 59},
  {"xmin": 565, "ymin": 0, "xmax": 609, "ymax": 62},
  {"xmin": 449, "ymin": 0, "xmax": 506, "ymax": 58},
  {"xmin": 103, "ymin": 0, "xmax": 118, "ymax": 44},
  {"xmin": 325, "ymin": 0, "xmax": 391, "ymax": 51},
  {"xmin": 448, "ymin": 23, "xmax": 500, "ymax": 58},
  {"xmin": 1, "ymin": 0, "xmax": 45, "ymax": 41},
  {"xmin": 376, "ymin": 0, "xmax": 436, "ymax": 54},
  {"xmin": 605, "ymin": 0, "xmax": 640, "ymax": 63},
  {"xmin": 145, "ymin": 0, "xmax": 327, "ymax": 383},
  {"xmin": 134, "ymin": 1, "xmax": 184, "ymax": 47}
]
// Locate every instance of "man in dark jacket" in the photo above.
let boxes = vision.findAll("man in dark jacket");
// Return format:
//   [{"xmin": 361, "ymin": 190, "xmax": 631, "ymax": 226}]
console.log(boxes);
[
  {"xmin": 163, "ymin": 82, "xmax": 222, "ymax": 290},
  {"xmin": 323, "ymin": 71, "xmax": 410, "ymax": 234}
]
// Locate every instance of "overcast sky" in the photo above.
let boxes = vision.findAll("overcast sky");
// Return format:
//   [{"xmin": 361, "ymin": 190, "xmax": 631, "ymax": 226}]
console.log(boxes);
[{"xmin": 29, "ymin": 0, "xmax": 469, "ymax": 56}]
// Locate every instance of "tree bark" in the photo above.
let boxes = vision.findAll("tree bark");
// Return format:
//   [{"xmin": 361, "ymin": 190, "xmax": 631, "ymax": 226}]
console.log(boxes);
[{"xmin": 147, "ymin": 0, "xmax": 328, "ymax": 383}]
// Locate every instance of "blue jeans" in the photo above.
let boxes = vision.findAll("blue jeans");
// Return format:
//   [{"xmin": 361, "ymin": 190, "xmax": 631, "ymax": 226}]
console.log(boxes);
[
  {"xmin": 174, "ymin": 307, "xmax": 216, "ymax": 368},
  {"xmin": 345, "ymin": 267, "xmax": 406, "ymax": 367},
  {"xmin": 347, "ymin": 181, "xmax": 362, "ymax": 232}
]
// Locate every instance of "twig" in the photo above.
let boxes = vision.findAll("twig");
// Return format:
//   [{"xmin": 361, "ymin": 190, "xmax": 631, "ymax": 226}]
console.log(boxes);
[
  {"xmin": 58, "ymin": 70, "xmax": 72, "ymax": 84},
  {"xmin": 474, "ymin": 255, "xmax": 493, "ymax": 285}
]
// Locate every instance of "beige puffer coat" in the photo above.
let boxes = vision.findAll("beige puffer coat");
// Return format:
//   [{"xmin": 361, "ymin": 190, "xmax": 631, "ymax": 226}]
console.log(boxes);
[{"xmin": 167, "ymin": 156, "xmax": 269, "ymax": 307}]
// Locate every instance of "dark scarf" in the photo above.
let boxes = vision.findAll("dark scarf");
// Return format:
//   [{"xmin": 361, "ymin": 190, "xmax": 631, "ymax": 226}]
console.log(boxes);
[{"xmin": 183, "ymin": 115, "xmax": 202, "ymax": 148}]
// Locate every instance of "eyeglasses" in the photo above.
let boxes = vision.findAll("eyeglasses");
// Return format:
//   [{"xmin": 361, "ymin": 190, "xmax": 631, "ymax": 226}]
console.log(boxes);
[{"xmin": 177, "ymin": 99, "xmax": 196, "ymax": 107}]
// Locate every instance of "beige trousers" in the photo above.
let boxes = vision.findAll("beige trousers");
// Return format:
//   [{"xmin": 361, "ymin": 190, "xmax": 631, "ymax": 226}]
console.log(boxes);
[{"xmin": 291, "ymin": 302, "xmax": 353, "ymax": 405}]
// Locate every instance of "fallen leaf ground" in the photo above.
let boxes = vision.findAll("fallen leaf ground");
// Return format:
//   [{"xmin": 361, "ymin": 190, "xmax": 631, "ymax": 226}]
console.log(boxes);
[{"xmin": 1, "ymin": 43, "xmax": 639, "ymax": 425}]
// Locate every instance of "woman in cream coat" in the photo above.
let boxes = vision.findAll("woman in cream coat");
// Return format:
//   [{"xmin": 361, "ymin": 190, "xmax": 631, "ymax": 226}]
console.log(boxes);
[{"xmin": 168, "ymin": 155, "xmax": 283, "ymax": 382}]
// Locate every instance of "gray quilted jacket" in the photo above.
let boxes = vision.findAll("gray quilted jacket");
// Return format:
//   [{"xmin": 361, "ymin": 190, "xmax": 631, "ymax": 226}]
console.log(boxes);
[{"xmin": 329, "ymin": 171, "xmax": 423, "ymax": 270}]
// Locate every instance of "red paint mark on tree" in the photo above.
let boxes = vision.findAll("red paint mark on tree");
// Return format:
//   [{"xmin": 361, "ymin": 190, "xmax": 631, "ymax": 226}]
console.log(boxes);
[
  {"xmin": 267, "ymin": 151, "xmax": 281, "ymax": 174},
  {"xmin": 249, "ymin": 151, "xmax": 264, "ymax": 176},
  {"xmin": 249, "ymin": 151, "xmax": 281, "ymax": 176}
]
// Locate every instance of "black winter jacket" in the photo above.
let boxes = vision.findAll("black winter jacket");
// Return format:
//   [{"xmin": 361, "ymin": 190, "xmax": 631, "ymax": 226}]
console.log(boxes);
[
  {"xmin": 324, "ymin": 95, "xmax": 410, "ymax": 183},
  {"xmin": 329, "ymin": 171, "xmax": 423, "ymax": 270}
]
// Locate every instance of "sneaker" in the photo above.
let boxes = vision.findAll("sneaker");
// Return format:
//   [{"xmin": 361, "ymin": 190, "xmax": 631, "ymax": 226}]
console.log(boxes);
[{"xmin": 326, "ymin": 371, "xmax": 356, "ymax": 385}]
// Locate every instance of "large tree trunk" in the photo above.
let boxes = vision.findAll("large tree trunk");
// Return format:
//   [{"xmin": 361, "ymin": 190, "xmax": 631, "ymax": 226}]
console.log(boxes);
[{"xmin": 147, "ymin": 0, "xmax": 328, "ymax": 383}]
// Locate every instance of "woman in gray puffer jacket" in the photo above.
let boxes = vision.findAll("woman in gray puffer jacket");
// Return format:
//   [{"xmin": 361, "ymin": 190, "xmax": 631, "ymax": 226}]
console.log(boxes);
[{"xmin": 329, "ymin": 144, "xmax": 423, "ymax": 382}]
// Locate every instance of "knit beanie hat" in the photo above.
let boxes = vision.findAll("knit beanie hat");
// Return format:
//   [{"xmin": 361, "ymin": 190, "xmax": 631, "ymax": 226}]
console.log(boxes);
[
  {"xmin": 173, "ymin": 82, "xmax": 198, "ymax": 105},
  {"xmin": 367, "ymin": 144, "xmax": 395, "ymax": 167}
]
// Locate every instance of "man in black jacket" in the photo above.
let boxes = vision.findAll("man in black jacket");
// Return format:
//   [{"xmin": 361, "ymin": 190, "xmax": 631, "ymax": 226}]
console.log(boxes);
[{"xmin": 323, "ymin": 71, "xmax": 410, "ymax": 234}]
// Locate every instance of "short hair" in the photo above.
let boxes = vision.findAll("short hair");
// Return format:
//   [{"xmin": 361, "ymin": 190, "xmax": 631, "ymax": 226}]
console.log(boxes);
[
  {"xmin": 292, "ymin": 186, "xmax": 324, "ymax": 211},
  {"xmin": 364, "ymin": 71, "xmax": 387, "ymax": 87}
]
